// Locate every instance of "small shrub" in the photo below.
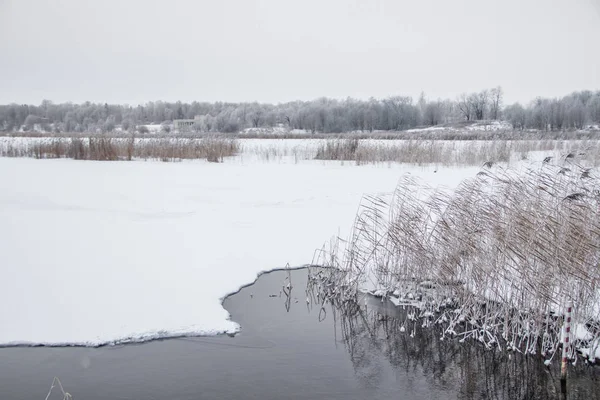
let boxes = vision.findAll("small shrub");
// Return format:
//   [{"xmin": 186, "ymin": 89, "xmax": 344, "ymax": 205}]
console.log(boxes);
[
  {"xmin": 88, "ymin": 137, "xmax": 118, "ymax": 161},
  {"xmin": 315, "ymin": 138, "xmax": 360, "ymax": 160}
]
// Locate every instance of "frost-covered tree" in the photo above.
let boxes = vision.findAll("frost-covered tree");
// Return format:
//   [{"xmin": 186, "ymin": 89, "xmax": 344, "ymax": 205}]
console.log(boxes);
[
  {"xmin": 1, "ymin": 87, "xmax": 599, "ymax": 134},
  {"xmin": 588, "ymin": 93, "xmax": 600, "ymax": 123},
  {"xmin": 423, "ymin": 101, "xmax": 442, "ymax": 126},
  {"xmin": 457, "ymin": 94, "xmax": 472, "ymax": 121},
  {"xmin": 489, "ymin": 86, "xmax": 503, "ymax": 120},
  {"xmin": 503, "ymin": 103, "xmax": 526, "ymax": 130}
]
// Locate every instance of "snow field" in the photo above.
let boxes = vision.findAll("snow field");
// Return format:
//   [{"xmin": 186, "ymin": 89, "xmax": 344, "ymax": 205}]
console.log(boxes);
[{"xmin": 0, "ymin": 155, "xmax": 475, "ymax": 346}]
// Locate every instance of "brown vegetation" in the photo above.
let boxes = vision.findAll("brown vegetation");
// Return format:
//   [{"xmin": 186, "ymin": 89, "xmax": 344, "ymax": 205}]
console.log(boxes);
[
  {"xmin": 313, "ymin": 139, "xmax": 600, "ymax": 167},
  {"xmin": 0, "ymin": 136, "xmax": 239, "ymax": 162}
]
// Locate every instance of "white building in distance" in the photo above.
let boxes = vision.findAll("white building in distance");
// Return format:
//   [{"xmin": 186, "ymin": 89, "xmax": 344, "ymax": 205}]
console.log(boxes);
[{"xmin": 173, "ymin": 116, "xmax": 201, "ymax": 129}]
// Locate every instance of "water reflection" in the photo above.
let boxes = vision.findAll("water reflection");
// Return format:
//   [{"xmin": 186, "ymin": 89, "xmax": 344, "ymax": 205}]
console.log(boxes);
[{"xmin": 299, "ymin": 268, "xmax": 599, "ymax": 400}]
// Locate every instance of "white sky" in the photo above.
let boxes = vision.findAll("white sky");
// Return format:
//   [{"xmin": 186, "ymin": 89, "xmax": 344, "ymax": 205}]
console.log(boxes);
[{"xmin": 1, "ymin": 0, "xmax": 599, "ymax": 105}]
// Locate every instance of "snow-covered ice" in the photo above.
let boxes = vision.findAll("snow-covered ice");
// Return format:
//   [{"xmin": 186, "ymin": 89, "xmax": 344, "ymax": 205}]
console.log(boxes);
[{"xmin": 0, "ymin": 155, "xmax": 476, "ymax": 346}]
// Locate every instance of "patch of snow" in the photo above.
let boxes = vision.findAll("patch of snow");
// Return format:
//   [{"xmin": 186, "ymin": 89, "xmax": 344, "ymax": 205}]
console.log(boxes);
[
  {"xmin": 465, "ymin": 120, "xmax": 512, "ymax": 131},
  {"xmin": 560, "ymin": 323, "xmax": 594, "ymax": 344},
  {"xmin": 405, "ymin": 120, "xmax": 512, "ymax": 134},
  {"xmin": 289, "ymin": 129, "xmax": 309, "ymax": 134},
  {"xmin": 580, "ymin": 344, "xmax": 599, "ymax": 362},
  {"xmin": 575, "ymin": 323, "xmax": 593, "ymax": 341},
  {"xmin": 139, "ymin": 124, "xmax": 164, "ymax": 134},
  {"xmin": 240, "ymin": 125, "xmax": 296, "ymax": 135},
  {"xmin": 405, "ymin": 126, "xmax": 449, "ymax": 133}
]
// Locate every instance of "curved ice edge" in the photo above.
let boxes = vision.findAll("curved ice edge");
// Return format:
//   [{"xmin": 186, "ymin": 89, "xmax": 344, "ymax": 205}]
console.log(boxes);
[
  {"xmin": 220, "ymin": 264, "xmax": 313, "ymax": 300},
  {"xmin": 0, "ymin": 264, "xmax": 318, "ymax": 349},
  {"xmin": 0, "ymin": 329, "xmax": 236, "ymax": 349}
]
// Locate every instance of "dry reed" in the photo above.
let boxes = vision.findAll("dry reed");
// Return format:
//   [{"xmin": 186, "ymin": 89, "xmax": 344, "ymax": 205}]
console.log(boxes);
[
  {"xmin": 313, "ymin": 139, "xmax": 600, "ymax": 167},
  {"xmin": 314, "ymin": 156, "xmax": 600, "ymax": 361},
  {"xmin": 44, "ymin": 377, "xmax": 72, "ymax": 400},
  {"xmin": 0, "ymin": 136, "xmax": 239, "ymax": 162}
]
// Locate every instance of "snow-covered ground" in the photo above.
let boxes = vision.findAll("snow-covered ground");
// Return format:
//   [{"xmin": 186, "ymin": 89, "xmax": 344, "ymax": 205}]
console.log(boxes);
[
  {"xmin": 240, "ymin": 125, "xmax": 310, "ymax": 135},
  {"xmin": 405, "ymin": 126, "xmax": 450, "ymax": 133},
  {"xmin": 0, "ymin": 155, "xmax": 478, "ymax": 346},
  {"xmin": 465, "ymin": 120, "xmax": 512, "ymax": 131},
  {"xmin": 405, "ymin": 120, "xmax": 512, "ymax": 134}
]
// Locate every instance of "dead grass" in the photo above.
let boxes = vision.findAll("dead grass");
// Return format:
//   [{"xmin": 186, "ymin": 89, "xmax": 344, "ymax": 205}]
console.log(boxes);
[
  {"xmin": 313, "ymin": 139, "xmax": 600, "ymax": 167},
  {"xmin": 0, "ymin": 136, "xmax": 239, "ymax": 162},
  {"xmin": 132, "ymin": 137, "xmax": 238, "ymax": 162},
  {"xmin": 3, "ymin": 137, "xmax": 600, "ymax": 168},
  {"xmin": 315, "ymin": 156, "xmax": 600, "ymax": 361}
]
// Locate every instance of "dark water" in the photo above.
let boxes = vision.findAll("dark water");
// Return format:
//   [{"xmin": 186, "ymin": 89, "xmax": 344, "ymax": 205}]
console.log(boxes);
[{"xmin": 1, "ymin": 268, "xmax": 598, "ymax": 400}]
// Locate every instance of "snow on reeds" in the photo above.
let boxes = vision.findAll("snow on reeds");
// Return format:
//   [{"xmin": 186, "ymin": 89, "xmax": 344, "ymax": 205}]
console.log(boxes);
[
  {"xmin": 239, "ymin": 139, "xmax": 600, "ymax": 166},
  {"xmin": 304, "ymin": 283, "xmax": 600, "ymax": 398},
  {"xmin": 314, "ymin": 138, "xmax": 600, "ymax": 167},
  {"xmin": 314, "ymin": 157, "xmax": 600, "ymax": 362}
]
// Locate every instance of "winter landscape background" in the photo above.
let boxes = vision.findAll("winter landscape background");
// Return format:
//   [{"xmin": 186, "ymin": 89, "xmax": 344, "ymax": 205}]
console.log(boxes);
[{"xmin": 1, "ymin": 0, "xmax": 599, "ymax": 398}]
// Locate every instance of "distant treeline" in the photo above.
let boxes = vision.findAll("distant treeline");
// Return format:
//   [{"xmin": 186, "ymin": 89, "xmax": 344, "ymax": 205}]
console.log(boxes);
[{"xmin": 1, "ymin": 88, "xmax": 599, "ymax": 133}]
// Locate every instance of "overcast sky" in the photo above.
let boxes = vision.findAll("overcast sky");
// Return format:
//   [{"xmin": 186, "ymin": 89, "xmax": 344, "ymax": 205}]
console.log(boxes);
[{"xmin": 1, "ymin": 0, "xmax": 599, "ymax": 106}]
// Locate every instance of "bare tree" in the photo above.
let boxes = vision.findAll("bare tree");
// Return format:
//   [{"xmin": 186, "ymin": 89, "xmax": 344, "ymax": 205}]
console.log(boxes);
[
  {"xmin": 504, "ymin": 103, "xmax": 526, "ymax": 130},
  {"xmin": 549, "ymin": 99, "xmax": 566, "ymax": 131},
  {"xmin": 24, "ymin": 114, "xmax": 42, "ymax": 130},
  {"xmin": 251, "ymin": 109, "xmax": 262, "ymax": 128},
  {"xmin": 588, "ymin": 93, "xmax": 600, "ymax": 124},
  {"xmin": 489, "ymin": 86, "xmax": 503, "ymax": 120},
  {"xmin": 384, "ymin": 96, "xmax": 413, "ymax": 130},
  {"xmin": 457, "ymin": 94, "xmax": 472, "ymax": 121},
  {"xmin": 567, "ymin": 99, "xmax": 586, "ymax": 129},
  {"xmin": 424, "ymin": 101, "xmax": 442, "ymax": 126},
  {"xmin": 471, "ymin": 90, "xmax": 489, "ymax": 120}
]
